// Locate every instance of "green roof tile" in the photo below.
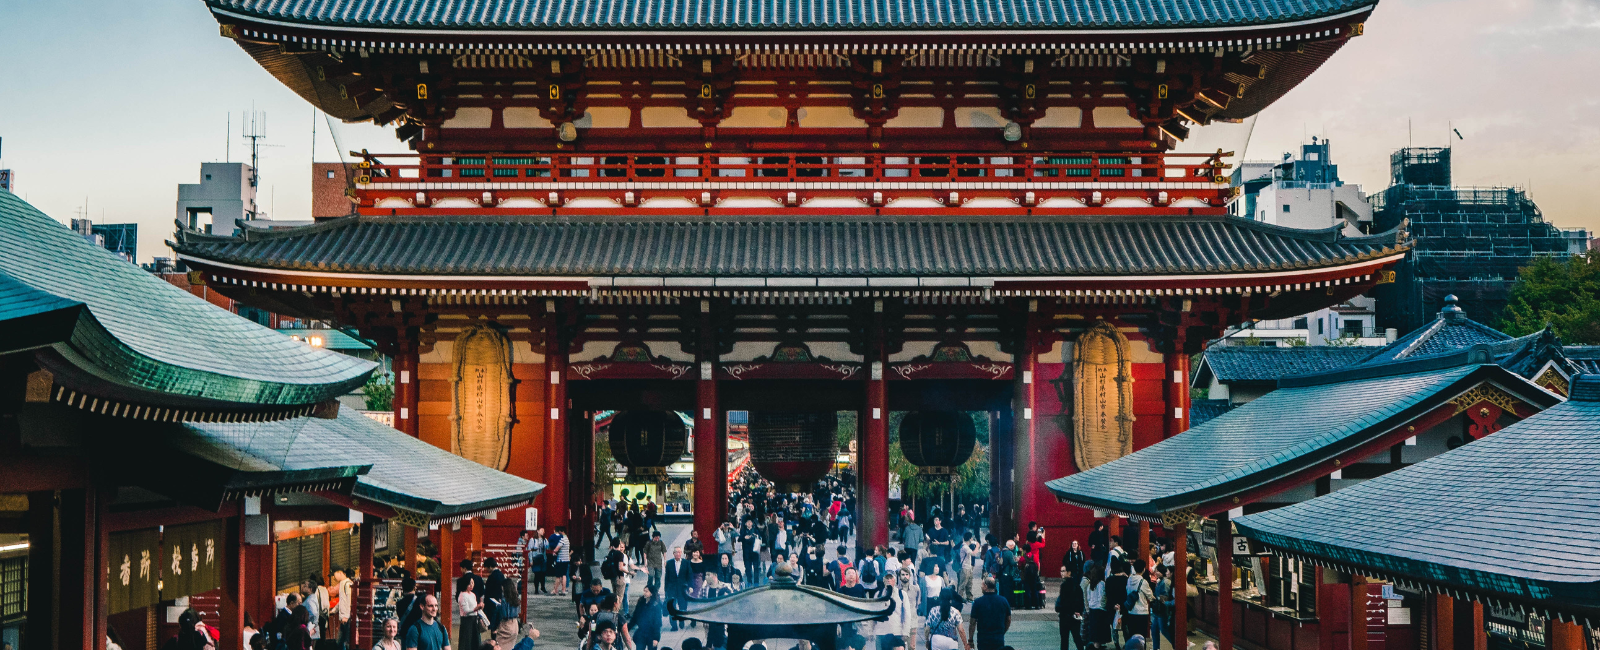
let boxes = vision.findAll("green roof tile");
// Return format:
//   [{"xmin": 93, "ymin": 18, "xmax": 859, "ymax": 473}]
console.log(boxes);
[{"xmin": 0, "ymin": 191, "xmax": 374, "ymax": 407}]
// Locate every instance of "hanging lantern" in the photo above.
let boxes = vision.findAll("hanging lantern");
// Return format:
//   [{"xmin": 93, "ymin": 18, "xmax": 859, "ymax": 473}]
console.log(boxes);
[
  {"xmin": 899, "ymin": 411, "xmax": 977, "ymax": 476},
  {"xmin": 749, "ymin": 411, "xmax": 838, "ymax": 491},
  {"xmin": 608, "ymin": 411, "xmax": 688, "ymax": 480}
]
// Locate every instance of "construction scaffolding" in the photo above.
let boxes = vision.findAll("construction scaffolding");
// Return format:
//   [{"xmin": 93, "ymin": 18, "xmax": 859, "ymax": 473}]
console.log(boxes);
[{"xmin": 1371, "ymin": 148, "xmax": 1568, "ymax": 332}]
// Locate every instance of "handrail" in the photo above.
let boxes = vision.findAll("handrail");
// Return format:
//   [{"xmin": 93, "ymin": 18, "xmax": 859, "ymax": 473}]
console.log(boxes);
[{"xmin": 354, "ymin": 152, "xmax": 1228, "ymax": 185}]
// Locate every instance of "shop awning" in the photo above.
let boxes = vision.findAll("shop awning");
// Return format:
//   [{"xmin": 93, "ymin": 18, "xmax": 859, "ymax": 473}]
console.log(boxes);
[
  {"xmin": 186, "ymin": 407, "xmax": 545, "ymax": 525},
  {"xmin": 1045, "ymin": 349, "xmax": 1561, "ymax": 523},
  {"xmin": 1235, "ymin": 375, "xmax": 1600, "ymax": 627}
]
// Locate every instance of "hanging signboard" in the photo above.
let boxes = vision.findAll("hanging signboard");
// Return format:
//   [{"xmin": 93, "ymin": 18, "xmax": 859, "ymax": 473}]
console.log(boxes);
[
  {"xmin": 108, "ymin": 529, "xmax": 161, "ymax": 614},
  {"xmin": 163, "ymin": 520, "xmax": 224, "ymax": 600}
]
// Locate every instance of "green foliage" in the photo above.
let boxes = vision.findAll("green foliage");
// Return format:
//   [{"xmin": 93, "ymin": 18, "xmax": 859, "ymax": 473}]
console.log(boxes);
[
  {"xmin": 1286, "ymin": 337, "xmax": 1308, "ymax": 347},
  {"xmin": 1323, "ymin": 336, "xmax": 1363, "ymax": 347},
  {"xmin": 362, "ymin": 371, "xmax": 394, "ymax": 411},
  {"xmin": 595, "ymin": 424, "xmax": 618, "ymax": 493},
  {"xmin": 1502, "ymin": 251, "xmax": 1600, "ymax": 344}
]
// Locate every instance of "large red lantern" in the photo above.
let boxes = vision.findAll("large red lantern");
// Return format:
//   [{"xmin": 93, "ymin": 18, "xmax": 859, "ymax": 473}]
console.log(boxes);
[
  {"xmin": 898, "ymin": 411, "xmax": 977, "ymax": 473},
  {"xmin": 748, "ymin": 411, "xmax": 838, "ymax": 491},
  {"xmin": 608, "ymin": 410, "xmax": 689, "ymax": 479}
]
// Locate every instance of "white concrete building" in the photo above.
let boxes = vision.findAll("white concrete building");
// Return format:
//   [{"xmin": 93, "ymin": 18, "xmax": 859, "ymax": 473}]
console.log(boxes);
[{"xmin": 176, "ymin": 162, "xmax": 258, "ymax": 236}]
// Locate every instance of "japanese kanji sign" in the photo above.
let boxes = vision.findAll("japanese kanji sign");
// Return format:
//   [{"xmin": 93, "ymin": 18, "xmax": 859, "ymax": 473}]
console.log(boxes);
[
  {"xmin": 107, "ymin": 528, "xmax": 160, "ymax": 614},
  {"xmin": 162, "ymin": 520, "xmax": 223, "ymax": 600}
]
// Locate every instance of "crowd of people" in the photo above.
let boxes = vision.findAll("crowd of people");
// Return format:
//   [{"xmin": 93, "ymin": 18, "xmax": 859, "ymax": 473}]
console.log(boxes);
[{"xmin": 1053, "ymin": 521, "xmax": 1195, "ymax": 650}]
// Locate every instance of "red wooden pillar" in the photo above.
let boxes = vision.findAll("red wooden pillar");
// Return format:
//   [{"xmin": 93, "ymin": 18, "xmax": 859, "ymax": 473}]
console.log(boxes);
[
  {"xmin": 694, "ymin": 357, "xmax": 725, "ymax": 545},
  {"xmin": 1136, "ymin": 521, "xmax": 1151, "ymax": 570},
  {"xmin": 569, "ymin": 411, "xmax": 596, "ymax": 565},
  {"xmin": 544, "ymin": 305, "xmax": 570, "ymax": 530},
  {"xmin": 1432, "ymin": 594, "xmax": 1454, "ymax": 650},
  {"xmin": 1014, "ymin": 304, "xmax": 1041, "ymax": 531},
  {"xmin": 859, "ymin": 350, "xmax": 889, "ymax": 554},
  {"xmin": 1165, "ymin": 335, "xmax": 1191, "ymax": 438},
  {"xmin": 394, "ymin": 339, "xmax": 420, "ymax": 437},
  {"xmin": 1550, "ymin": 621, "xmax": 1585, "ymax": 650},
  {"xmin": 1350, "ymin": 574, "xmax": 1369, "ymax": 650},
  {"xmin": 1170, "ymin": 525, "xmax": 1188, "ymax": 650},
  {"xmin": 1216, "ymin": 512, "xmax": 1234, "ymax": 650},
  {"xmin": 220, "ymin": 516, "xmax": 246, "ymax": 650},
  {"xmin": 355, "ymin": 522, "xmax": 375, "ymax": 648},
  {"xmin": 439, "ymin": 526, "xmax": 455, "ymax": 636}
]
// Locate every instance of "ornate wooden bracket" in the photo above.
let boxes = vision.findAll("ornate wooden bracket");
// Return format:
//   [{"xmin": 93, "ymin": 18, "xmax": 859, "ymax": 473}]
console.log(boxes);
[
  {"xmin": 848, "ymin": 55, "xmax": 905, "ymax": 141},
  {"xmin": 999, "ymin": 56, "xmax": 1049, "ymax": 129},
  {"xmin": 682, "ymin": 55, "xmax": 739, "ymax": 138}
]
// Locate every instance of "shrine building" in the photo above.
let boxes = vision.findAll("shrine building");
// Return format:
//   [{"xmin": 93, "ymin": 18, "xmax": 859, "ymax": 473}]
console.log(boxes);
[{"xmin": 175, "ymin": 0, "xmax": 1400, "ymax": 565}]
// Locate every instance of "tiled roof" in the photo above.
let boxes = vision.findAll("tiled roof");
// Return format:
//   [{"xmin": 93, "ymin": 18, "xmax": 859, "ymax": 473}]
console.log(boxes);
[
  {"xmin": 0, "ymin": 191, "xmax": 375, "ymax": 407},
  {"xmin": 187, "ymin": 406, "xmax": 545, "ymax": 521},
  {"xmin": 174, "ymin": 215, "xmax": 1406, "ymax": 278},
  {"xmin": 1188, "ymin": 398, "xmax": 1231, "ymax": 427},
  {"xmin": 1045, "ymin": 356, "xmax": 1560, "ymax": 518},
  {"xmin": 1195, "ymin": 346, "xmax": 1374, "ymax": 384},
  {"xmin": 1359, "ymin": 300, "xmax": 1512, "ymax": 365},
  {"xmin": 207, "ymin": 0, "xmax": 1373, "ymax": 31},
  {"xmin": 1235, "ymin": 375, "xmax": 1600, "ymax": 623},
  {"xmin": 1568, "ymin": 347, "xmax": 1600, "ymax": 375}
]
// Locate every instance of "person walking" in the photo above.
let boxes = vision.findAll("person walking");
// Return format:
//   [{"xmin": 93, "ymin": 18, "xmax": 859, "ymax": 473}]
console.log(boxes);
[
  {"xmin": 551, "ymin": 527, "xmax": 572, "ymax": 596},
  {"xmin": 924, "ymin": 589, "xmax": 968, "ymax": 650},
  {"xmin": 644, "ymin": 531, "xmax": 667, "ymax": 591},
  {"xmin": 1056, "ymin": 565, "xmax": 1087, "ymax": 650},
  {"xmin": 968, "ymin": 578, "xmax": 1011, "ymax": 650},
  {"xmin": 628, "ymin": 585, "xmax": 664, "ymax": 650},
  {"xmin": 1103, "ymin": 559, "xmax": 1131, "ymax": 647},
  {"xmin": 1122, "ymin": 560, "xmax": 1154, "ymax": 645},
  {"xmin": 1085, "ymin": 564, "xmax": 1111, "ymax": 650},
  {"xmin": 456, "ymin": 568, "xmax": 485, "ymax": 650},
  {"xmin": 740, "ymin": 519, "xmax": 763, "ymax": 586},
  {"xmin": 1150, "ymin": 565, "xmax": 1172, "ymax": 650},
  {"xmin": 664, "ymin": 547, "xmax": 692, "ymax": 631},
  {"xmin": 871, "ymin": 571, "xmax": 914, "ymax": 650},
  {"xmin": 526, "ymin": 529, "xmax": 549, "ymax": 596}
]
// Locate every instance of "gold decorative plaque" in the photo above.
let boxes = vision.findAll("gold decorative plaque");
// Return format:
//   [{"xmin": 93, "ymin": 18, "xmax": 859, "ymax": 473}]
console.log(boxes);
[
  {"xmin": 452, "ymin": 324, "xmax": 515, "ymax": 470},
  {"xmin": 1072, "ymin": 321, "xmax": 1135, "ymax": 470}
]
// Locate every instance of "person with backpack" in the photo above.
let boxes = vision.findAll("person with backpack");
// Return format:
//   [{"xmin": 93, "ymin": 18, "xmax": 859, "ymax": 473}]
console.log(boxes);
[
  {"xmin": 858, "ymin": 546, "xmax": 883, "ymax": 596},
  {"xmin": 924, "ymin": 588, "xmax": 967, "ymax": 650},
  {"xmin": 1122, "ymin": 560, "xmax": 1154, "ymax": 645},
  {"xmin": 826, "ymin": 545, "xmax": 853, "ymax": 590}
]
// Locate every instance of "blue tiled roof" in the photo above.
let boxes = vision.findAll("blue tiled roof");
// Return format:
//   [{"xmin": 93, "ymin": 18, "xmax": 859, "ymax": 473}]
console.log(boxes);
[
  {"xmin": 1195, "ymin": 346, "xmax": 1373, "ymax": 384},
  {"xmin": 187, "ymin": 406, "xmax": 545, "ymax": 521},
  {"xmin": 175, "ymin": 215, "xmax": 1407, "ymax": 278},
  {"xmin": 0, "ymin": 191, "xmax": 375, "ymax": 407},
  {"xmin": 1188, "ymin": 398, "xmax": 1231, "ymax": 427},
  {"xmin": 208, "ymin": 0, "xmax": 1374, "ymax": 31},
  {"xmin": 1235, "ymin": 375, "xmax": 1600, "ymax": 622},
  {"xmin": 1568, "ymin": 347, "xmax": 1600, "ymax": 375},
  {"xmin": 1046, "ymin": 356, "xmax": 1560, "ymax": 517}
]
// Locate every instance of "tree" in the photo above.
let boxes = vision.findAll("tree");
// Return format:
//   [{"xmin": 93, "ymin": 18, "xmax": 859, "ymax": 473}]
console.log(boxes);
[
  {"xmin": 1501, "ymin": 251, "xmax": 1600, "ymax": 344},
  {"xmin": 362, "ymin": 371, "xmax": 394, "ymax": 411}
]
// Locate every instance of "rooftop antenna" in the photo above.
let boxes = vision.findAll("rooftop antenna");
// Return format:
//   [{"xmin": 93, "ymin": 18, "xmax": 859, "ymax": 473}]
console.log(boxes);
[
  {"xmin": 242, "ymin": 109, "xmax": 268, "ymax": 189},
  {"xmin": 226, "ymin": 113, "xmax": 230, "ymax": 163}
]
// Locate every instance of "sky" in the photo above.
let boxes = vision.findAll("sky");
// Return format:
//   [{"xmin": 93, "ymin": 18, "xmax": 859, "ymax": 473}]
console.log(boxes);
[{"xmin": 1, "ymin": 0, "xmax": 1597, "ymax": 263}]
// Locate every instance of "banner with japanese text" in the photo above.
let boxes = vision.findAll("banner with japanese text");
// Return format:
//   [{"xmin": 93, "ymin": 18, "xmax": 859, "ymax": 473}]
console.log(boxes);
[
  {"xmin": 107, "ymin": 528, "xmax": 160, "ymax": 614},
  {"xmin": 162, "ymin": 520, "xmax": 223, "ymax": 599}
]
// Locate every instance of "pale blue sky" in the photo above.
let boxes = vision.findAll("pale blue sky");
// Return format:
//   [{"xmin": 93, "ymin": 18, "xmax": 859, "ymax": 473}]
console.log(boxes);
[{"xmin": 1, "ymin": 0, "xmax": 1596, "ymax": 263}]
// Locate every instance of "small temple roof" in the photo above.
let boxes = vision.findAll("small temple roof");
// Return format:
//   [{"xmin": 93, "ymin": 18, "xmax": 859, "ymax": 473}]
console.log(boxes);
[
  {"xmin": 1192, "ymin": 345, "xmax": 1374, "ymax": 385},
  {"xmin": 1045, "ymin": 351, "xmax": 1560, "ymax": 520},
  {"xmin": 670, "ymin": 570, "xmax": 894, "ymax": 625},
  {"xmin": 185, "ymin": 406, "xmax": 546, "ymax": 523},
  {"xmin": 1235, "ymin": 375, "xmax": 1600, "ymax": 626},
  {"xmin": 1565, "ymin": 346, "xmax": 1600, "ymax": 374},
  {"xmin": 0, "ymin": 191, "xmax": 374, "ymax": 417},
  {"xmin": 207, "ymin": 0, "xmax": 1373, "ymax": 32},
  {"xmin": 175, "ymin": 215, "xmax": 1406, "ymax": 280},
  {"xmin": 1353, "ymin": 296, "xmax": 1588, "ymax": 385}
]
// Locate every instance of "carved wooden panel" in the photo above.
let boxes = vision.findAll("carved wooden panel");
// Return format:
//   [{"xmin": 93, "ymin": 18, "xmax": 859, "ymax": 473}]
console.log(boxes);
[
  {"xmin": 451, "ymin": 324, "xmax": 515, "ymax": 470},
  {"xmin": 1072, "ymin": 321, "xmax": 1135, "ymax": 470}
]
